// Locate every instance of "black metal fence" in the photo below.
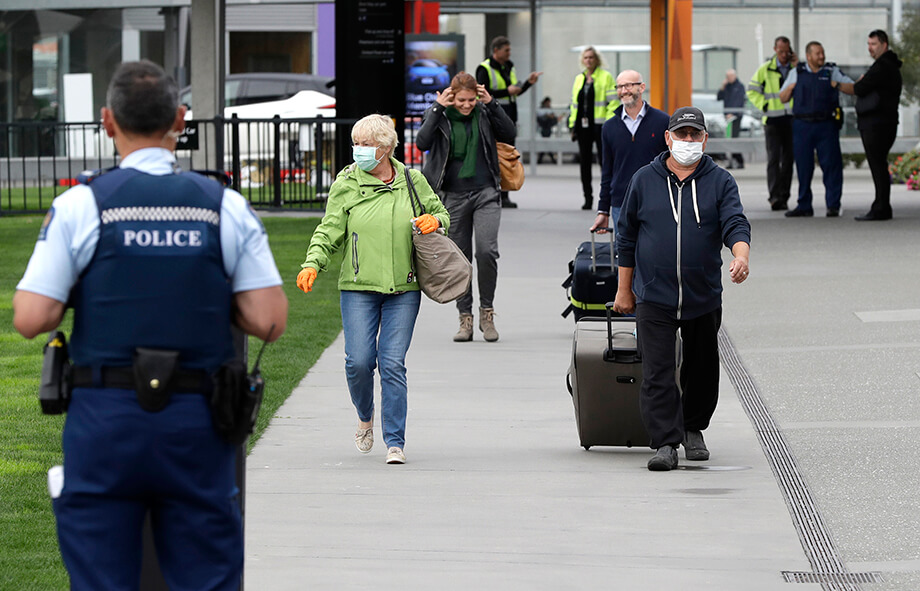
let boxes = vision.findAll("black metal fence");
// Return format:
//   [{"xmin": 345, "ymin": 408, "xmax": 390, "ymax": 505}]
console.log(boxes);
[{"xmin": 0, "ymin": 114, "xmax": 425, "ymax": 214}]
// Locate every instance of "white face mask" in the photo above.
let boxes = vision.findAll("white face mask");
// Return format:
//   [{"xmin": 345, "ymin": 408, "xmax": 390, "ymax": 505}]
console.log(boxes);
[{"xmin": 670, "ymin": 139, "xmax": 704, "ymax": 166}]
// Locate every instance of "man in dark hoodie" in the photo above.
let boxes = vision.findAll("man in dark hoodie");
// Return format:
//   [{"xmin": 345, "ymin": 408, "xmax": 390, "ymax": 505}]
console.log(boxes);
[
  {"xmin": 614, "ymin": 107, "xmax": 751, "ymax": 472},
  {"xmin": 853, "ymin": 29, "xmax": 902, "ymax": 221}
]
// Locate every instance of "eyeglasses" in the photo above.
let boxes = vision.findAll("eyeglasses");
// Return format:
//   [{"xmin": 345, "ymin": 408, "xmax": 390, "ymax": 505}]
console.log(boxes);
[
  {"xmin": 670, "ymin": 128, "xmax": 705, "ymax": 141},
  {"xmin": 615, "ymin": 82, "xmax": 642, "ymax": 91}
]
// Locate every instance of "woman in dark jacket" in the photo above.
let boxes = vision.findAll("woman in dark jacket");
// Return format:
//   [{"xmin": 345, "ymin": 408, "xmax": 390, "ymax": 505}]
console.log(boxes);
[{"xmin": 416, "ymin": 71, "xmax": 515, "ymax": 343}]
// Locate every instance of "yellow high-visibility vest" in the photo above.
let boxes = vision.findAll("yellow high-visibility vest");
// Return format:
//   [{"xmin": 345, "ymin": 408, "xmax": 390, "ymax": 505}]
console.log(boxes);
[
  {"xmin": 568, "ymin": 67, "xmax": 619, "ymax": 127},
  {"xmin": 480, "ymin": 59, "xmax": 518, "ymax": 105},
  {"xmin": 747, "ymin": 55, "xmax": 794, "ymax": 124}
]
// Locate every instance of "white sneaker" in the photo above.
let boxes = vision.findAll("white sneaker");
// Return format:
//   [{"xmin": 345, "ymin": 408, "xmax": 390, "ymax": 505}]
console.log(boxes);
[
  {"xmin": 355, "ymin": 427, "xmax": 373, "ymax": 454},
  {"xmin": 386, "ymin": 447, "xmax": 406, "ymax": 464}
]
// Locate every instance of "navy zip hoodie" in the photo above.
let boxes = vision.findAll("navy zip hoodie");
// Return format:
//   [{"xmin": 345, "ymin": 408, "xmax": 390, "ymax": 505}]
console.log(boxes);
[{"xmin": 616, "ymin": 151, "xmax": 751, "ymax": 319}]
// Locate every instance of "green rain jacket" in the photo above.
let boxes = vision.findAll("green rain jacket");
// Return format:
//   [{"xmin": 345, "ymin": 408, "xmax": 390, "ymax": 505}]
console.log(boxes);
[{"xmin": 302, "ymin": 158, "xmax": 450, "ymax": 293}]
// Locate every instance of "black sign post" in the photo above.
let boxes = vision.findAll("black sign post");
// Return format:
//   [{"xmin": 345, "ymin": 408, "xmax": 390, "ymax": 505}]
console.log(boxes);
[
  {"xmin": 176, "ymin": 121, "xmax": 199, "ymax": 151},
  {"xmin": 335, "ymin": 0, "xmax": 406, "ymax": 169}
]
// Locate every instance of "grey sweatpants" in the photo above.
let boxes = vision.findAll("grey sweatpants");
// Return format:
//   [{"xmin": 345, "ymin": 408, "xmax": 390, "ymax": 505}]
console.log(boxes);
[{"xmin": 441, "ymin": 186, "xmax": 501, "ymax": 314}]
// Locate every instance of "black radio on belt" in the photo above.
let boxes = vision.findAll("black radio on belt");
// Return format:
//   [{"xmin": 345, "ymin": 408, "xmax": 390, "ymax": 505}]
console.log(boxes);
[
  {"xmin": 210, "ymin": 325, "xmax": 274, "ymax": 445},
  {"xmin": 39, "ymin": 331, "xmax": 73, "ymax": 414}
]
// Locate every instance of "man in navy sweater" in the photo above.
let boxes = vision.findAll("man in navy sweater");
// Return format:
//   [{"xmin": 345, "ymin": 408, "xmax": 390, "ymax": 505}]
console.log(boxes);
[
  {"xmin": 614, "ymin": 107, "xmax": 751, "ymax": 472},
  {"xmin": 590, "ymin": 70, "xmax": 669, "ymax": 233}
]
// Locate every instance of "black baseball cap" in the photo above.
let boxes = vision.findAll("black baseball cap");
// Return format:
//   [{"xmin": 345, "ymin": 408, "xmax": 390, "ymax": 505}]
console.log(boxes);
[{"xmin": 668, "ymin": 107, "xmax": 706, "ymax": 132}]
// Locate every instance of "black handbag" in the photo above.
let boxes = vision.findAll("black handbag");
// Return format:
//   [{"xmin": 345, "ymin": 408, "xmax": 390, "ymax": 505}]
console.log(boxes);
[{"xmin": 404, "ymin": 168, "xmax": 472, "ymax": 304}]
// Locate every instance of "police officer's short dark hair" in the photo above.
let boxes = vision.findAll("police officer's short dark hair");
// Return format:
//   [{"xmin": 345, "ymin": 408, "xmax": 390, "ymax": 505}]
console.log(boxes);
[
  {"xmin": 491, "ymin": 36, "xmax": 510, "ymax": 53},
  {"xmin": 869, "ymin": 29, "xmax": 889, "ymax": 46},
  {"xmin": 805, "ymin": 41, "xmax": 822, "ymax": 54},
  {"xmin": 106, "ymin": 60, "xmax": 179, "ymax": 136},
  {"xmin": 774, "ymin": 36, "xmax": 791, "ymax": 47}
]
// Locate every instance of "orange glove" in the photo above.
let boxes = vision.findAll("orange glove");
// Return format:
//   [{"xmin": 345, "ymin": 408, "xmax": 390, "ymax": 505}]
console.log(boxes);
[
  {"xmin": 414, "ymin": 214, "xmax": 440, "ymax": 235},
  {"xmin": 297, "ymin": 267, "xmax": 317, "ymax": 293}
]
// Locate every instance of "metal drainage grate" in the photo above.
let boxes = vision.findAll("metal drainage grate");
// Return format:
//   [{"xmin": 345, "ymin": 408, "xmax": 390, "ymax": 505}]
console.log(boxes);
[
  {"xmin": 783, "ymin": 572, "xmax": 884, "ymax": 585},
  {"xmin": 718, "ymin": 328, "xmax": 870, "ymax": 591}
]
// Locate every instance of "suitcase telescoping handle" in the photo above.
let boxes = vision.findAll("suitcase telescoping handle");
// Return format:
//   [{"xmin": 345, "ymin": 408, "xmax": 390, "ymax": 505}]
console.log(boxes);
[
  {"xmin": 589, "ymin": 228, "xmax": 616, "ymax": 274},
  {"xmin": 603, "ymin": 302, "xmax": 640, "ymax": 363}
]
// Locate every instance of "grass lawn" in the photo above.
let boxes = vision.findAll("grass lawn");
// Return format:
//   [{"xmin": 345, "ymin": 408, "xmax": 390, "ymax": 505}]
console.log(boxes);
[{"xmin": 0, "ymin": 214, "xmax": 342, "ymax": 589}]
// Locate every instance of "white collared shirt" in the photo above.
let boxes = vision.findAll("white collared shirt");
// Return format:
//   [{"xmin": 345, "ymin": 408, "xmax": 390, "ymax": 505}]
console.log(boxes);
[{"xmin": 621, "ymin": 102, "xmax": 648, "ymax": 136}]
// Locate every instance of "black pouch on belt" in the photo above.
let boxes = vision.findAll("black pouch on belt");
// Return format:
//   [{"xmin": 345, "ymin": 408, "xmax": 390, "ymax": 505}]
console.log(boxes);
[
  {"xmin": 211, "ymin": 360, "xmax": 249, "ymax": 444},
  {"xmin": 132, "ymin": 348, "xmax": 180, "ymax": 412}
]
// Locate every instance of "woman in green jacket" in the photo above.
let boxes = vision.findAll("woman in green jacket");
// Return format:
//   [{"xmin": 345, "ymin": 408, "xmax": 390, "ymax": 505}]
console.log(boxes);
[
  {"xmin": 296, "ymin": 114, "xmax": 449, "ymax": 465},
  {"xmin": 569, "ymin": 47, "xmax": 619, "ymax": 210}
]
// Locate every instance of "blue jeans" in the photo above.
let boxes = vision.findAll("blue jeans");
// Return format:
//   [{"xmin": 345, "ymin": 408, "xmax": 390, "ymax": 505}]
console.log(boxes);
[
  {"xmin": 340, "ymin": 290, "xmax": 421, "ymax": 449},
  {"xmin": 610, "ymin": 206, "xmax": 621, "ymax": 233}
]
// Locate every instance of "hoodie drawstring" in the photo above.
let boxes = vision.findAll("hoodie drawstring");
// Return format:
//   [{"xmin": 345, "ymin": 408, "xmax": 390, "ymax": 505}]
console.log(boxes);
[
  {"xmin": 691, "ymin": 179, "xmax": 700, "ymax": 228},
  {"xmin": 666, "ymin": 178, "xmax": 700, "ymax": 227},
  {"xmin": 666, "ymin": 177, "xmax": 700, "ymax": 320}
]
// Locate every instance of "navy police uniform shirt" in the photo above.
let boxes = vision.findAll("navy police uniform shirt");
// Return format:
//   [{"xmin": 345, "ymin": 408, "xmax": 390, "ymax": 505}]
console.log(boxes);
[{"xmin": 782, "ymin": 63, "xmax": 854, "ymax": 118}]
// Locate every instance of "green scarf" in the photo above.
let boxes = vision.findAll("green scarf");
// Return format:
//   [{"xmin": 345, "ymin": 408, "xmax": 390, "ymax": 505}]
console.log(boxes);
[{"xmin": 445, "ymin": 105, "xmax": 481, "ymax": 178}]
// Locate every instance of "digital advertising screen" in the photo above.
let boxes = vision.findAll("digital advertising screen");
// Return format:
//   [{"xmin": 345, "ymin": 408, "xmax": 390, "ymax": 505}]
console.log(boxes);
[{"xmin": 405, "ymin": 34, "xmax": 465, "ymax": 116}]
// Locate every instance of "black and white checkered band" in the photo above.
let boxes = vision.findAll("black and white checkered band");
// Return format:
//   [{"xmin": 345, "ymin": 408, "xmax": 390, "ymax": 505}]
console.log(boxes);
[{"xmin": 101, "ymin": 207, "xmax": 220, "ymax": 226}]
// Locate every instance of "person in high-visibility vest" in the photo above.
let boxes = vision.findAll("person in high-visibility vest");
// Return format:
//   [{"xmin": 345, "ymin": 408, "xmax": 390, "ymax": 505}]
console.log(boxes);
[
  {"xmin": 568, "ymin": 46, "xmax": 619, "ymax": 210},
  {"xmin": 747, "ymin": 35, "xmax": 796, "ymax": 211},
  {"xmin": 476, "ymin": 35, "xmax": 543, "ymax": 209}
]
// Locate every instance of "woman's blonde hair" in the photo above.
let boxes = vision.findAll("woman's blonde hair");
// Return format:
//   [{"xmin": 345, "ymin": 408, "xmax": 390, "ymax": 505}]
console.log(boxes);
[
  {"xmin": 351, "ymin": 114, "xmax": 399, "ymax": 152},
  {"xmin": 580, "ymin": 46, "xmax": 606, "ymax": 69}
]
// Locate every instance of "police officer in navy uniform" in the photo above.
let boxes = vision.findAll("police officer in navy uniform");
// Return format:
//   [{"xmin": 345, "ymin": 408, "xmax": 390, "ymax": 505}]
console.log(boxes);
[
  {"xmin": 779, "ymin": 41, "xmax": 855, "ymax": 217},
  {"xmin": 12, "ymin": 60, "xmax": 288, "ymax": 590}
]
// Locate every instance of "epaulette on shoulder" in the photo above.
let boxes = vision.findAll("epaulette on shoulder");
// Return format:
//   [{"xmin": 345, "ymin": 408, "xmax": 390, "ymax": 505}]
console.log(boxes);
[
  {"xmin": 825, "ymin": 61, "xmax": 837, "ymax": 68},
  {"xmin": 77, "ymin": 166, "xmax": 117, "ymax": 185}
]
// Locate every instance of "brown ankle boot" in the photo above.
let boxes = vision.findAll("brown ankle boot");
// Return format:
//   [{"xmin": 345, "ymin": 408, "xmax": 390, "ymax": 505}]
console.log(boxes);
[
  {"xmin": 479, "ymin": 307, "xmax": 499, "ymax": 342},
  {"xmin": 454, "ymin": 314, "xmax": 473, "ymax": 342}
]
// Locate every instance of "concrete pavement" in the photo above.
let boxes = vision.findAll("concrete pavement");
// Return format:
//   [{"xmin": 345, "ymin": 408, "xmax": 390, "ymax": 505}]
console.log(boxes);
[{"xmin": 245, "ymin": 161, "xmax": 920, "ymax": 590}]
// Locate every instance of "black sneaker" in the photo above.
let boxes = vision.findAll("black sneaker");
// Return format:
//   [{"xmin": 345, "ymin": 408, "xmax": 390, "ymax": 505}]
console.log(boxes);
[
  {"xmin": 826, "ymin": 208, "xmax": 840, "ymax": 217},
  {"xmin": 647, "ymin": 445, "xmax": 679, "ymax": 471},
  {"xmin": 682, "ymin": 430, "xmax": 710, "ymax": 461},
  {"xmin": 501, "ymin": 198, "xmax": 519, "ymax": 209},
  {"xmin": 770, "ymin": 201, "xmax": 789, "ymax": 211},
  {"xmin": 785, "ymin": 208, "xmax": 814, "ymax": 218}
]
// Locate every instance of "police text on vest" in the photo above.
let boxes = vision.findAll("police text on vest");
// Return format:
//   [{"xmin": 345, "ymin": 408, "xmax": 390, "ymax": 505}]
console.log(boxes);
[{"xmin": 123, "ymin": 229, "xmax": 202, "ymax": 247}]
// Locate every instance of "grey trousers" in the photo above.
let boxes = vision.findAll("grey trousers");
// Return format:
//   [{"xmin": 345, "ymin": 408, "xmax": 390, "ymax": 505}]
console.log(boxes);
[{"xmin": 441, "ymin": 186, "xmax": 501, "ymax": 314}]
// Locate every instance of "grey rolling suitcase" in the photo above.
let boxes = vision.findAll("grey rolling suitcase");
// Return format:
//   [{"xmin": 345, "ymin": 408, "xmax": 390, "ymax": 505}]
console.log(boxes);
[{"xmin": 566, "ymin": 307, "xmax": 649, "ymax": 450}]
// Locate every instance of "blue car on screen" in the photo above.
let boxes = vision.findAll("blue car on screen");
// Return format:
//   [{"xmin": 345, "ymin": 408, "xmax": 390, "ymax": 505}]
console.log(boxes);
[{"xmin": 406, "ymin": 59, "xmax": 451, "ymax": 94}]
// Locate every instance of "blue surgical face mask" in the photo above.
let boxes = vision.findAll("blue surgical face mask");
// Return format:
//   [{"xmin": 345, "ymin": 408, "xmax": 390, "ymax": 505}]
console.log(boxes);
[{"xmin": 352, "ymin": 145, "xmax": 382, "ymax": 171}]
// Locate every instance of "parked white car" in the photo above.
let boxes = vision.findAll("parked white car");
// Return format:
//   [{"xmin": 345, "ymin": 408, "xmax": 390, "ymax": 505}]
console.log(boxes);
[
  {"xmin": 184, "ymin": 89, "xmax": 336, "ymax": 122},
  {"xmin": 182, "ymin": 90, "xmax": 336, "ymax": 189}
]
